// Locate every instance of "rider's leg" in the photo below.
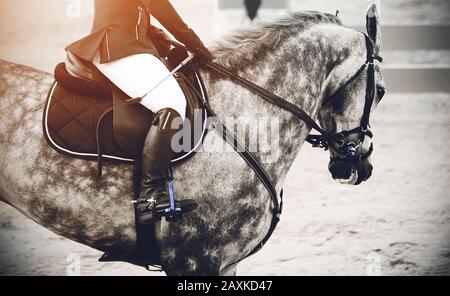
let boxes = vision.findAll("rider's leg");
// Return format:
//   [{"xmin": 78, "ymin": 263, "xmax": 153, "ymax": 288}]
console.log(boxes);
[
  {"xmin": 137, "ymin": 108, "xmax": 188, "ymax": 224},
  {"xmin": 94, "ymin": 53, "xmax": 197, "ymax": 223}
]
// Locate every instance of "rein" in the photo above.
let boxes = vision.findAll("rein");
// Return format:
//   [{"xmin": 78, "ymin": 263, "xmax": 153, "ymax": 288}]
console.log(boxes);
[{"xmin": 206, "ymin": 62, "xmax": 326, "ymax": 134}]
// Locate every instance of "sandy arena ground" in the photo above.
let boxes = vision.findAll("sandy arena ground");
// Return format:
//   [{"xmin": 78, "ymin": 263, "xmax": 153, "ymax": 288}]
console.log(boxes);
[{"xmin": 0, "ymin": 0, "xmax": 449, "ymax": 275}]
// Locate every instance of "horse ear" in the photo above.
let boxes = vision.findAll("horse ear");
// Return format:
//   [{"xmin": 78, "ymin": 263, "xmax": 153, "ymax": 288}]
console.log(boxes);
[{"xmin": 366, "ymin": 3, "xmax": 382, "ymax": 53}]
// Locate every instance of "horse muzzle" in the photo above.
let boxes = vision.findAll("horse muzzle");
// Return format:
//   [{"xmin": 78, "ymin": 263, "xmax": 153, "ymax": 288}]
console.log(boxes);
[{"xmin": 328, "ymin": 158, "xmax": 373, "ymax": 185}]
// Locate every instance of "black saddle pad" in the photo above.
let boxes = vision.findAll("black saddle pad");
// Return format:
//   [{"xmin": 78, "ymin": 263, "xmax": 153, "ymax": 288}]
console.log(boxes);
[{"xmin": 44, "ymin": 62, "xmax": 208, "ymax": 165}]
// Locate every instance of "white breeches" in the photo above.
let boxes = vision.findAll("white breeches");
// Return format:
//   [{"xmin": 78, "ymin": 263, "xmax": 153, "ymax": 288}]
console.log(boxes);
[{"xmin": 94, "ymin": 53, "xmax": 187, "ymax": 120}]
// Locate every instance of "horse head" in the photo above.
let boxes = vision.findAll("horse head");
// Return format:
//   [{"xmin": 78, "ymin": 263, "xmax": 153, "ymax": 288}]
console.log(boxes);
[{"xmin": 318, "ymin": 4, "xmax": 386, "ymax": 185}]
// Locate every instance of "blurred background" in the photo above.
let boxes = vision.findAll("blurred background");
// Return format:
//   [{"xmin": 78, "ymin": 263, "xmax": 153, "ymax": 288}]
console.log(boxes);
[{"xmin": 0, "ymin": 0, "xmax": 449, "ymax": 275}]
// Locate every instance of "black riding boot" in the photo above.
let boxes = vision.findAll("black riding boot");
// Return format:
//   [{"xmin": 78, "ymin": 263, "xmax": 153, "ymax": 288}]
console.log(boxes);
[{"xmin": 137, "ymin": 108, "xmax": 197, "ymax": 224}]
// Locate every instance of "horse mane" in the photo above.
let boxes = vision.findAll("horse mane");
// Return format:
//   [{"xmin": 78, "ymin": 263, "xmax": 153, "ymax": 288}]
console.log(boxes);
[{"xmin": 211, "ymin": 11, "xmax": 342, "ymax": 69}]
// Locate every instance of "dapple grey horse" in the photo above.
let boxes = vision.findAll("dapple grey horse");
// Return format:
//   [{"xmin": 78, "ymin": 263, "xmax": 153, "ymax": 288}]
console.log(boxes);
[{"xmin": 0, "ymin": 7, "xmax": 385, "ymax": 275}]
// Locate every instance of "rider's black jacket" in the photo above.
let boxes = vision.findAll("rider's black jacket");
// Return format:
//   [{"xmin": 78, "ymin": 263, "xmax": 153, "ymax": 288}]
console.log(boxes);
[{"xmin": 66, "ymin": 0, "xmax": 207, "ymax": 63}]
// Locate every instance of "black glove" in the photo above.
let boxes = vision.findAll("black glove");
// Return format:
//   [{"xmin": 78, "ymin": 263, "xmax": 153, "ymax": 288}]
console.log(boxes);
[
  {"xmin": 177, "ymin": 30, "xmax": 213, "ymax": 67},
  {"xmin": 142, "ymin": 0, "xmax": 213, "ymax": 65},
  {"xmin": 190, "ymin": 45, "xmax": 213, "ymax": 67}
]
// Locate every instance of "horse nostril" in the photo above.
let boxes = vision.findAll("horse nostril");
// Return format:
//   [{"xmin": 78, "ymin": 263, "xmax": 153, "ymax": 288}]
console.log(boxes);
[{"xmin": 329, "ymin": 160, "xmax": 353, "ymax": 180}]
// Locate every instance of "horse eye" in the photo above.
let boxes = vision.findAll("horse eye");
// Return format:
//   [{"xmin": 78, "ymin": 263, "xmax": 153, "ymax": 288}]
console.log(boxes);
[{"xmin": 377, "ymin": 86, "xmax": 385, "ymax": 101}]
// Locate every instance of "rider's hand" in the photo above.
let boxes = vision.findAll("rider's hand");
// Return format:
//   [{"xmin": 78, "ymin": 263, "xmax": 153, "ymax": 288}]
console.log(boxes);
[
  {"xmin": 142, "ymin": 1, "xmax": 213, "ymax": 65},
  {"xmin": 191, "ymin": 46, "xmax": 213, "ymax": 67},
  {"xmin": 179, "ymin": 30, "xmax": 213, "ymax": 67}
]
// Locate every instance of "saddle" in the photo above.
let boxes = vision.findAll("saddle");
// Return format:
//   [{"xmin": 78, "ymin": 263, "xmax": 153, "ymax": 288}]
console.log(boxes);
[{"xmin": 43, "ymin": 49, "xmax": 208, "ymax": 175}]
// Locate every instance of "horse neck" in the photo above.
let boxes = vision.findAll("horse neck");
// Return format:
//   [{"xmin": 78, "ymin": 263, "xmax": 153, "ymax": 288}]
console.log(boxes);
[{"xmin": 200, "ymin": 24, "xmax": 350, "ymax": 188}]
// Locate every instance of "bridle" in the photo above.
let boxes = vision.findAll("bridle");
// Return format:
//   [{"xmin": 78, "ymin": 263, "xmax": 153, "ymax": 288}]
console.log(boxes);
[{"xmin": 306, "ymin": 33, "xmax": 383, "ymax": 162}]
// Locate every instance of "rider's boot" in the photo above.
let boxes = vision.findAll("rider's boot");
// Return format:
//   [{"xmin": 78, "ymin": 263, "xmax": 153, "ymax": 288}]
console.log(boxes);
[{"xmin": 136, "ymin": 108, "xmax": 198, "ymax": 224}]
